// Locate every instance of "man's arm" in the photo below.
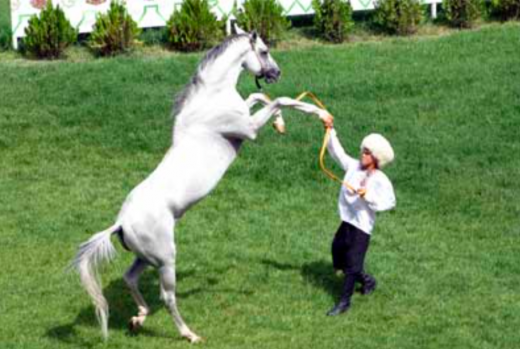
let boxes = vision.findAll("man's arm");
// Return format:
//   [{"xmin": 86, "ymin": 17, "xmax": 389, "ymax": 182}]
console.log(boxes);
[{"xmin": 327, "ymin": 129, "xmax": 357, "ymax": 171}]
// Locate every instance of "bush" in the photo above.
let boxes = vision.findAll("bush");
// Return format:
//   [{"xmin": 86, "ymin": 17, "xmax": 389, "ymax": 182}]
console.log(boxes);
[
  {"xmin": 490, "ymin": 0, "xmax": 520, "ymax": 21},
  {"xmin": 312, "ymin": 0, "xmax": 354, "ymax": 43},
  {"xmin": 88, "ymin": 1, "xmax": 140, "ymax": 56},
  {"xmin": 139, "ymin": 28, "xmax": 167, "ymax": 46},
  {"xmin": 22, "ymin": 1, "xmax": 76, "ymax": 59},
  {"xmin": 235, "ymin": 0, "xmax": 290, "ymax": 45},
  {"xmin": 166, "ymin": 0, "xmax": 225, "ymax": 52},
  {"xmin": 372, "ymin": 0, "xmax": 423, "ymax": 35},
  {"xmin": 443, "ymin": 0, "xmax": 483, "ymax": 28}
]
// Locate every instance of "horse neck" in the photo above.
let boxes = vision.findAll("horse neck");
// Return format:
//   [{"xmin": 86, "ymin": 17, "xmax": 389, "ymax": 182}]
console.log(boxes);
[
  {"xmin": 198, "ymin": 40, "xmax": 250, "ymax": 93},
  {"xmin": 172, "ymin": 38, "xmax": 251, "ymax": 142}
]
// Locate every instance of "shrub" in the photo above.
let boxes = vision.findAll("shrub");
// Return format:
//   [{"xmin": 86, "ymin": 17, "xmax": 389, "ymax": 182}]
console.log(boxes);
[
  {"xmin": 139, "ymin": 28, "xmax": 167, "ymax": 46},
  {"xmin": 312, "ymin": 0, "xmax": 354, "ymax": 43},
  {"xmin": 490, "ymin": 0, "xmax": 520, "ymax": 21},
  {"xmin": 88, "ymin": 1, "xmax": 140, "ymax": 56},
  {"xmin": 372, "ymin": 0, "xmax": 423, "ymax": 35},
  {"xmin": 235, "ymin": 0, "xmax": 290, "ymax": 45},
  {"xmin": 166, "ymin": 0, "xmax": 225, "ymax": 52},
  {"xmin": 443, "ymin": 0, "xmax": 483, "ymax": 28},
  {"xmin": 22, "ymin": 1, "xmax": 76, "ymax": 59}
]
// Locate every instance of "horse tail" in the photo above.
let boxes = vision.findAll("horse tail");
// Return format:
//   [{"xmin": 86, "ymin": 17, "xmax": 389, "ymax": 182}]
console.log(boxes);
[{"xmin": 72, "ymin": 224, "xmax": 120, "ymax": 340}]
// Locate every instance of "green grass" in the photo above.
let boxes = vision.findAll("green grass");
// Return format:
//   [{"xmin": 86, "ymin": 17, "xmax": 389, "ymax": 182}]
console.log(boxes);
[
  {"xmin": 0, "ymin": 0, "xmax": 8, "ymax": 27},
  {"xmin": 0, "ymin": 0, "xmax": 11, "ymax": 50},
  {"xmin": 1, "ymin": 23, "xmax": 519, "ymax": 349}
]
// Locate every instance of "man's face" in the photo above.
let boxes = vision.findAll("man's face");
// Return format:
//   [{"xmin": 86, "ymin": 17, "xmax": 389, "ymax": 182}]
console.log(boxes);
[{"xmin": 360, "ymin": 148, "xmax": 377, "ymax": 170}]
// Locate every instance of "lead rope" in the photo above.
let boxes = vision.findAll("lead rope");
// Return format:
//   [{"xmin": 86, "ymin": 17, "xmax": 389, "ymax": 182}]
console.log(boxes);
[{"xmin": 266, "ymin": 91, "xmax": 357, "ymax": 194}]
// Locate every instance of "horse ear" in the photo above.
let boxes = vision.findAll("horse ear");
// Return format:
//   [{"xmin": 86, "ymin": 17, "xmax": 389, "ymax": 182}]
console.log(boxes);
[{"xmin": 234, "ymin": 23, "xmax": 246, "ymax": 35}]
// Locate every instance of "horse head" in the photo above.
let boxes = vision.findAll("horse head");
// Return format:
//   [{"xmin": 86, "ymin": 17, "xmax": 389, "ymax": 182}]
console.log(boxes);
[{"xmin": 235, "ymin": 25, "xmax": 281, "ymax": 86}]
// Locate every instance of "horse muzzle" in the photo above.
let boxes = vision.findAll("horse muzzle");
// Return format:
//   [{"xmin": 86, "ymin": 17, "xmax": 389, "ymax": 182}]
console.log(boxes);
[
  {"xmin": 264, "ymin": 68, "xmax": 281, "ymax": 84},
  {"xmin": 255, "ymin": 69, "xmax": 281, "ymax": 90}
]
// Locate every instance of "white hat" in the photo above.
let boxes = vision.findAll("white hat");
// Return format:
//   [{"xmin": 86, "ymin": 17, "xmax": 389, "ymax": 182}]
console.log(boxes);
[{"xmin": 360, "ymin": 133, "xmax": 394, "ymax": 168}]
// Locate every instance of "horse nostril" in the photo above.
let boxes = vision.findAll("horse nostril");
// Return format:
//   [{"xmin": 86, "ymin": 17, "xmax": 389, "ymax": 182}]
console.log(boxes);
[
  {"xmin": 264, "ymin": 69, "xmax": 281, "ymax": 83},
  {"xmin": 270, "ymin": 69, "xmax": 281, "ymax": 81}
]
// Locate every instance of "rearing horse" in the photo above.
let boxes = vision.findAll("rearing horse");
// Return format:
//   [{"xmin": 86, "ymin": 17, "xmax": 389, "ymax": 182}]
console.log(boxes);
[{"xmin": 73, "ymin": 28, "xmax": 330, "ymax": 343}]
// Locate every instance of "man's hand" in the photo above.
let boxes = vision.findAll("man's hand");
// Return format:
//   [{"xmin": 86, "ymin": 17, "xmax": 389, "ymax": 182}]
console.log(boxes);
[
  {"xmin": 357, "ymin": 188, "xmax": 367, "ymax": 198},
  {"xmin": 319, "ymin": 111, "xmax": 334, "ymax": 129}
]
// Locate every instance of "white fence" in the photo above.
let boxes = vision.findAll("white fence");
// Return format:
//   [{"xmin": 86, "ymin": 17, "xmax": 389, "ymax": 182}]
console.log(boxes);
[{"xmin": 10, "ymin": 0, "xmax": 443, "ymax": 49}]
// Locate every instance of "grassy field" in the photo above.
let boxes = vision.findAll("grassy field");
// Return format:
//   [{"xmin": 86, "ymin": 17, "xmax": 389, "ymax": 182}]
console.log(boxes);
[
  {"xmin": 1, "ymin": 21, "xmax": 520, "ymax": 349},
  {"xmin": 0, "ymin": 0, "xmax": 10, "ymax": 49},
  {"xmin": 0, "ymin": 0, "xmax": 8, "ymax": 24}
]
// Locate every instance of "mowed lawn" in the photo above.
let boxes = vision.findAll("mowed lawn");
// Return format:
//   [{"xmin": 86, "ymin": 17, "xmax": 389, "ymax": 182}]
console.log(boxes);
[
  {"xmin": 0, "ymin": 0, "xmax": 8, "ymax": 25},
  {"xmin": 0, "ymin": 0, "xmax": 10, "ymax": 38},
  {"xmin": 1, "ymin": 23, "xmax": 520, "ymax": 349}
]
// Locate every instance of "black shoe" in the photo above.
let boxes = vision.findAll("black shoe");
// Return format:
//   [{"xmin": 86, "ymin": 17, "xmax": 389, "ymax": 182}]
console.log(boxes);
[
  {"xmin": 361, "ymin": 274, "xmax": 377, "ymax": 295},
  {"xmin": 326, "ymin": 300, "xmax": 350, "ymax": 316}
]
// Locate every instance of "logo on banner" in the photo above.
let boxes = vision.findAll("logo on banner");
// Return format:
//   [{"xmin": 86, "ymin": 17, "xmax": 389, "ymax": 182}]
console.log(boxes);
[
  {"xmin": 86, "ymin": 0, "xmax": 107, "ymax": 5},
  {"xmin": 30, "ymin": 0, "xmax": 47, "ymax": 9}
]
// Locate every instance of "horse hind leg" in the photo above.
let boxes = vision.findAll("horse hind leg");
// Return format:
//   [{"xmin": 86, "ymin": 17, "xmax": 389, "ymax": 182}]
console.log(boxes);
[
  {"xmin": 124, "ymin": 257, "xmax": 150, "ymax": 332},
  {"xmin": 159, "ymin": 264, "xmax": 202, "ymax": 343},
  {"xmin": 123, "ymin": 209, "xmax": 200, "ymax": 342}
]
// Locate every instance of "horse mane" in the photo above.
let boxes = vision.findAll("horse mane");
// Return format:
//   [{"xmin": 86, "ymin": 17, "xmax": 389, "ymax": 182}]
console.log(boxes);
[{"xmin": 173, "ymin": 33, "xmax": 250, "ymax": 117}]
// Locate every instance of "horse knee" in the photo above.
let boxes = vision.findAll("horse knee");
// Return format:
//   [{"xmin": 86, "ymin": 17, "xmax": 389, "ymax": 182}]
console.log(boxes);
[
  {"xmin": 162, "ymin": 290, "xmax": 177, "ymax": 307},
  {"xmin": 246, "ymin": 130, "xmax": 258, "ymax": 141},
  {"xmin": 159, "ymin": 266, "xmax": 177, "ymax": 289},
  {"xmin": 160, "ymin": 284, "xmax": 167, "ymax": 301},
  {"xmin": 160, "ymin": 286, "xmax": 179, "ymax": 313},
  {"xmin": 274, "ymin": 97, "xmax": 292, "ymax": 108}
]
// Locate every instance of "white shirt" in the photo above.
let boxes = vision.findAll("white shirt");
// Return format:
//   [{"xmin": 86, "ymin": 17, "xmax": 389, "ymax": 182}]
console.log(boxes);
[{"xmin": 327, "ymin": 129, "xmax": 396, "ymax": 235}]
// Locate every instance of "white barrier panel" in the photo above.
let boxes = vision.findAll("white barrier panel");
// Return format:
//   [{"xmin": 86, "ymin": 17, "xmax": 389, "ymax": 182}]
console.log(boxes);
[{"xmin": 10, "ymin": 0, "xmax": 442, "ymax": 49}]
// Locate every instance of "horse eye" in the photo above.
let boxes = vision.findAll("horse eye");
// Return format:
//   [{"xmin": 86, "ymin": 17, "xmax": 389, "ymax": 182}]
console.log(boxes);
[{"xmin": 261, "ymin": 50, "xmax": 269, "ymax": 57}]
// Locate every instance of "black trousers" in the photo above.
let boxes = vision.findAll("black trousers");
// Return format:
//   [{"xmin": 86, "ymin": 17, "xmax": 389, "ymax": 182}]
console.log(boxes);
[{"xmin": 332, "ymin": 221, "xmax": 371, "ymax": 302}]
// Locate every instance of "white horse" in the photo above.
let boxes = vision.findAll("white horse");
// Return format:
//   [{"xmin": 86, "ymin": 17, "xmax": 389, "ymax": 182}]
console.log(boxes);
[{"xmin": 73, "ymin": 28, "xmax": 330, "ymax": 343}]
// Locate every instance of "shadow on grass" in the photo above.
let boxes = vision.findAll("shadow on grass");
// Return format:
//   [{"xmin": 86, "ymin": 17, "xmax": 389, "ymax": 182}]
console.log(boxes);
[
  {"xmin": 45, "ymin": 269, "xmax": 199, "ymax": 348},
  {"xmin": 46, "ymin": 266, "xmax": 254, "ymax": 347},
  {"xmin": 301, "ymin": 260, "xmax": 343, "ymax": 300},
  {"xmin": 261, "ymin": 258, "xmax": 342, "ymax": 300}
]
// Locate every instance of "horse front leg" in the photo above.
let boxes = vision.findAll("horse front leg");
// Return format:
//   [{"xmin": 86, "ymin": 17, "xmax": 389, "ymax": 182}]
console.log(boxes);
[
  {"xmin": 249, "ymin": 97, "xmax": 331, "ymax": 133},
  {"xmin": 245, "ymin": 92, "xmax": 271, "ymax": 108},
  {"xmin": 274, "ymin": 97, "xmax": 332, "ymax": 121},
  {"xmin": 245, "ymin": 93, "xmax": 285, "ymax": 134}
]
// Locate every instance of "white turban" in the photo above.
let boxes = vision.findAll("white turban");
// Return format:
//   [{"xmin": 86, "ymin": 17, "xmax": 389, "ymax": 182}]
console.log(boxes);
[{"xmin": 360, "ymin": 133, "xmax": 394, "ymax": 168}]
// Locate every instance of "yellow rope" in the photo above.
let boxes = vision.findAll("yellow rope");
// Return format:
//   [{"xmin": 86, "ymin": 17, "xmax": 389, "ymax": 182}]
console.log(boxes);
[{"xmin": 267, "ymin": 91, "xmax": 356, "ymax": 193}]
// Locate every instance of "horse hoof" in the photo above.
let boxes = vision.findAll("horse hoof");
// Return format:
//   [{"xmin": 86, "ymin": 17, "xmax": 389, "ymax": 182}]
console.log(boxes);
[
  {"xmin": 273, "ymin": 117, "xmax": 286, "ymax": 134},
  {"xmin": 128, "ymin": 317, "xmax": 143, "ymax": 333},
  {"xmin": 183, "ymin": 333, "xmax": 203, "ymax": 344}
]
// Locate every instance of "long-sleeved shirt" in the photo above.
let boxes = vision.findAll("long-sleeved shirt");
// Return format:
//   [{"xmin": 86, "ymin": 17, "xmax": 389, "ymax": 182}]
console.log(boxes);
[{"xmin": 327, "ymin": 129, "xmax": 396, "ymax": 235}]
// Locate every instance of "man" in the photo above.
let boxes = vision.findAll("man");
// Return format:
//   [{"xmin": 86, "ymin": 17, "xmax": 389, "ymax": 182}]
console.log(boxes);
[{"xmin": 322, "ymin": 116, "xmax": 396, "ymax": 316}]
